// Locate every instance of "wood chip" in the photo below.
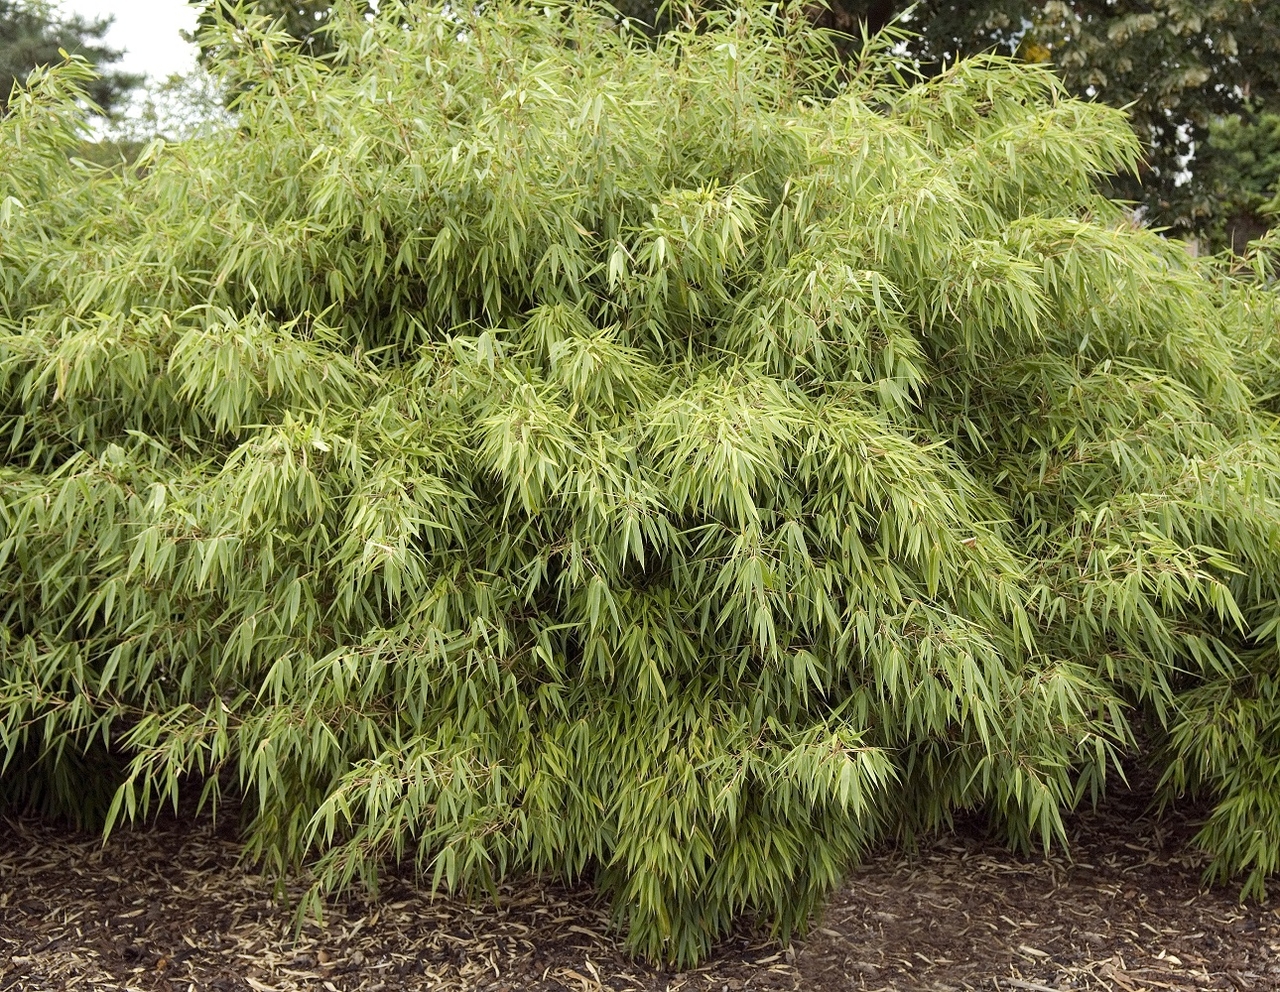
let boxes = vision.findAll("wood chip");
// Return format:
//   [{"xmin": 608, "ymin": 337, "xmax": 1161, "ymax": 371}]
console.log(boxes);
[{"xmin": 1, "ymin": 787, "xmax": 1276, "ymax": 991}]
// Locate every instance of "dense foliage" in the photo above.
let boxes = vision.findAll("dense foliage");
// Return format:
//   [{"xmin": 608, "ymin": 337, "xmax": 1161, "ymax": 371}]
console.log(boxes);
[
  {"xmin": 1202, "ymin": 111, "xmax": 1280, "ymax": 253},
  {"xmin": 0, "ymin": 0, "xmax": 140, "ymax": 115},
  {"xmin": 215, "ymin": 0, "xmax": 1280, "ymax": 238},
  {"xmin": 878, "ymin": 0, "xmax": 1280, "ymax": 235},
  {"xmin": 191, "ymin": 0, "xmax": 365, "ymax": 58},
  {"xmin": 3, "ymin": 1, "xmax": 1280, "ymax": 964}
]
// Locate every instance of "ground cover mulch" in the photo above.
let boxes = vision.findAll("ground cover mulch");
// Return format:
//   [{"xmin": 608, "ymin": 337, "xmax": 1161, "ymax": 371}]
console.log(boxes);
[{"xmin": 1, "ymin": 788, "xmax": 1277, "ymax": 992}]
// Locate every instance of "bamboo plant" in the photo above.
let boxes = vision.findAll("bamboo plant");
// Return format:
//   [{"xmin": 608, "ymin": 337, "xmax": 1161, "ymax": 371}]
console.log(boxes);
[{"xmin": 1, "ymin": 0, "xmax": 1278, "ymax": 964}]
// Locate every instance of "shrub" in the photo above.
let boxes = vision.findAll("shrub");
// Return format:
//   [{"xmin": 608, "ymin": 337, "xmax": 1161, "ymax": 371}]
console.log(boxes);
[{"xmin": 2, "ymin": 0, "xmax": 1279, "ymax": 964}]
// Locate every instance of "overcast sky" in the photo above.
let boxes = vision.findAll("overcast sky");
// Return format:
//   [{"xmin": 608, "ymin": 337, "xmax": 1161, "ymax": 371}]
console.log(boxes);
[{"xmin": 57, "ymin": 0, "xmax": 199, "ymax": 81}]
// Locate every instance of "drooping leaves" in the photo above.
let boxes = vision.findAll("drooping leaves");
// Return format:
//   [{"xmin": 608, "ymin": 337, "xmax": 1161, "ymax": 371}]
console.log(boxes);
[{"xmin": 2, "ymin": 0, "xmax": 1279, "ymax": 964}]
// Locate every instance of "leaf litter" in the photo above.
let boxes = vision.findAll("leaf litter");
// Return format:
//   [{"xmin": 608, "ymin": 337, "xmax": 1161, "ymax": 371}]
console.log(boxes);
[{"xmin": 1, "ymin": 787, "xmax": 1275, "ymax": 992}]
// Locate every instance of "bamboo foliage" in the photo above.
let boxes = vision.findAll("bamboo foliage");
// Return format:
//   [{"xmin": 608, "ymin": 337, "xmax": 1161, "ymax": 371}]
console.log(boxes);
[{"xmin": 2, "ymin": 0, "xmax": 1279, "ymax": 964}]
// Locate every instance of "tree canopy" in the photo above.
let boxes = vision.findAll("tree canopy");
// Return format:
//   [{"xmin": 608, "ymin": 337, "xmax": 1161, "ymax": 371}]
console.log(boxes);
[
  {"xmin": 0, "ymin": 0, "xmax": 140, "ymax": 115},
  {"xmin": 3, "ymin": 0, "xmax": 1280, "ymax": 965}
]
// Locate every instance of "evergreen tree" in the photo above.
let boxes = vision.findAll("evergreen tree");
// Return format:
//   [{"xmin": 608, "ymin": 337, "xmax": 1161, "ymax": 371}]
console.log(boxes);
[
  {"xmin": 1202, "ymin": 111, "xmax": 1280, "ymax": 252},
  {"xmin": 3, "ymin": 0, "xmax": 1280, "ymax": 965},
  {"xmin": 0, "ymin": 0, "xmax": 139, "ymax": 115}
]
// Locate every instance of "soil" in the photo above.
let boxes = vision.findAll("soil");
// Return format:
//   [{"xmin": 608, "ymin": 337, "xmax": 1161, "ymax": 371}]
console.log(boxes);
[{"xmin": 1, "ymin": 788, "xmax": 1277, "ymax": 992}]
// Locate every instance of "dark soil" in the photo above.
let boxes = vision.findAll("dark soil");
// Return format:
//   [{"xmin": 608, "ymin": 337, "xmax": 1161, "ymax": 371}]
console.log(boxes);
[{"xmin": 1, "ymin": 789, "xmax": 1277, "ymax": 991}]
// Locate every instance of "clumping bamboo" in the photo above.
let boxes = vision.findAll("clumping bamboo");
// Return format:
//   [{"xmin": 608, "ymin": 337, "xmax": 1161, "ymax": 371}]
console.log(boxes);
[{"xmin": 1, "ymin": 0, "xmax": 1279, "ymax": 965}]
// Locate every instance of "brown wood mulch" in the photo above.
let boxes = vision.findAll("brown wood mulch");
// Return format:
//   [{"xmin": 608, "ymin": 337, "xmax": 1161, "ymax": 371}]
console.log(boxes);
[{"xmin": 1, "ymin": 789, "xmax": 1277, "ymax": 992}]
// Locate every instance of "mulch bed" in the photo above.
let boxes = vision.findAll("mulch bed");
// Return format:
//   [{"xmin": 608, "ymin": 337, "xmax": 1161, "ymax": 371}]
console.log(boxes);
[{"xmin": 1, "ymin": 788, "xmax": 1277, "ymax": 992}]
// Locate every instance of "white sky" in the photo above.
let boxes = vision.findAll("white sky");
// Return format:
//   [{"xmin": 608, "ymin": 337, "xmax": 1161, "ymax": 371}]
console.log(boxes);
[{"xmin": 56, "ymin": 0, "xmax": 200, "ymax": 81}]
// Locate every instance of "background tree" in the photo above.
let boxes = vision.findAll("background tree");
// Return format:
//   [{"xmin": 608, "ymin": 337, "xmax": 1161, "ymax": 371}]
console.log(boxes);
[
  {"xmin": 1200, "ymin": 110, "xmax": 1280, "ymax": 252},
  {"xmin": 1003, "ymin": 0, "xmax": 1280, "ymax": 237},
  {"xmin": 0, "ymin": 0, "xmax": 140, "ymax": 114}
]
